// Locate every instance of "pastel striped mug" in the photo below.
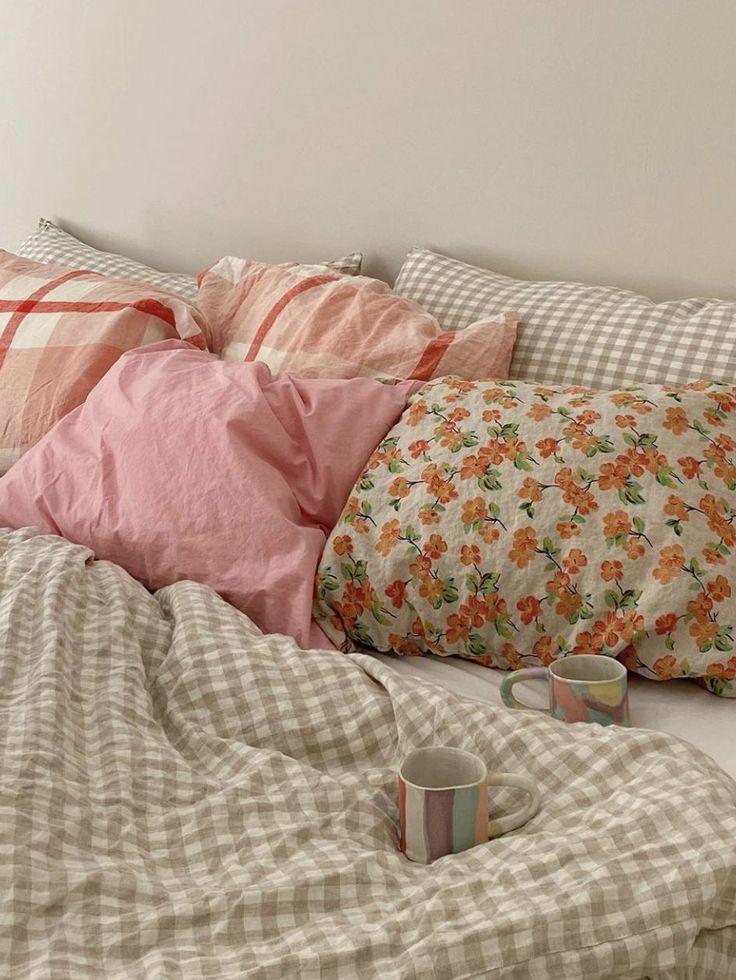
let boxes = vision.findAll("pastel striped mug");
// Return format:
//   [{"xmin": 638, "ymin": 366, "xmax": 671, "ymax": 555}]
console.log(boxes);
[
  {"xmin": 398, "ymin": 746, "xmax": 540, "ymax": 864},
  {"xmin": 500, "ymin": 654, "xmax": 629, "ymax": 726}
]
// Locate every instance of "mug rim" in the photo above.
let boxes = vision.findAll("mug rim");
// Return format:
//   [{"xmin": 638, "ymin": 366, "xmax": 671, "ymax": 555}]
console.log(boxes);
[
  {"xmin": 549, "ymin": 654, "xmax": 627, "ymax": 685},
  {"xmin": 399, "ymin": 746, "xmax": 487, "ymax": 792}
]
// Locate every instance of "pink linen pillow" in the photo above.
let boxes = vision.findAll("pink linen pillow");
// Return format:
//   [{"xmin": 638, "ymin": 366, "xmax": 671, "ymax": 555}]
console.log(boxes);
[
  {"xmin": 0, "ymin": 250, "xmax": 207, "ymax": 475},
  {"xmin": 0, "ymin": 340, "xmax": 419, "ymax": 648},
  {"xmin": 196, "ymin": 257, "xmax": 518, "ymax": 380}
]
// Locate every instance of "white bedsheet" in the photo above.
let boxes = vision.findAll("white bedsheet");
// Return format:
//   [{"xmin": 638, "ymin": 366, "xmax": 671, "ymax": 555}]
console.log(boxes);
[{"xmin": 375, "ymin": 652, "xmax": 736, "ymax": 781}]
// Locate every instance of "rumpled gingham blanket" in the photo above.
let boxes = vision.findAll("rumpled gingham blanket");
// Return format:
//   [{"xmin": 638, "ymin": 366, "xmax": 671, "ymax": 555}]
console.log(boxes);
[{"xmin": 0, "ymin": 529, "xmax": 734, "ymax": 979}]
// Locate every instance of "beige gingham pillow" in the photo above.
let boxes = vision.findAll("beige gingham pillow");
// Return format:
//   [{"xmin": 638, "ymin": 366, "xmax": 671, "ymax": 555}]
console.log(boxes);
[
  {"xmin": 394, "ymin": 248, "xmax": 736, "ymax": 389},
  {"xmin": 17, "ymin": 219, "xmax": 363, "ymax": 302}
]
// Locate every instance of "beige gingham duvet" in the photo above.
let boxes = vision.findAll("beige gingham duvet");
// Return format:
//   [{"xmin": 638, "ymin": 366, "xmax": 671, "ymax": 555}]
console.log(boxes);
[{"xmin": 0, "ymin": 529, "xmax": 734, "ymax": 979}]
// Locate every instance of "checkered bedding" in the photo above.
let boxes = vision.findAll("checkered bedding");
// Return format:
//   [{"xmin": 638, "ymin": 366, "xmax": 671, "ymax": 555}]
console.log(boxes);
[{"xmin": 1, "ymin": 528, "xmax": 734, "ymax": 979}]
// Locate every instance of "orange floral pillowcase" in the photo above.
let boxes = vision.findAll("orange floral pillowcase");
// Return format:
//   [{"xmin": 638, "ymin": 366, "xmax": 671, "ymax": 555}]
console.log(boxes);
[{"xmin": 315, "ymin": 378, "xmax": 736, "ymax": 697}]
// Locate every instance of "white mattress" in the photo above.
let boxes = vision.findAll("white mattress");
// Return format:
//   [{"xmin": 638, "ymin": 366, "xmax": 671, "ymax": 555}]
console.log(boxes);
[{"xmin": 375, "ymin": 653, "xmax": 736, "ymax": 781}]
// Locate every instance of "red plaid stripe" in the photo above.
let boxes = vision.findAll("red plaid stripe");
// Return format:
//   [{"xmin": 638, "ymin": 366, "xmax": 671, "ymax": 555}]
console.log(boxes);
[{"xmin": 0, "ymin": 251, "xmax": 207, "ymax": 474}]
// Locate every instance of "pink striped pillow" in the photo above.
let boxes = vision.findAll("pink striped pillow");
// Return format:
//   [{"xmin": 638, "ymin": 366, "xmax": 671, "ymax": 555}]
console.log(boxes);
[{"xmin": 197, "ymin": 258, "xmax": 518, "ymax": 381}]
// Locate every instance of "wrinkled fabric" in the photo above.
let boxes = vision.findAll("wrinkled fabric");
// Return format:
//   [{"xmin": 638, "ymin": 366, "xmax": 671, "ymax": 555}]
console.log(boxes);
[
  {"xmin": 0, "ymin": 529, "xmax": 734, "ymax": 978},
  {"xmin": 0, "ymin": 341, "xmax": 418, "ymax": 646}
]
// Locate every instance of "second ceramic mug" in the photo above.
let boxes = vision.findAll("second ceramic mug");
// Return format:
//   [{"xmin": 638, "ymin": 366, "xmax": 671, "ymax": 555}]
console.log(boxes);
[{"xmin": 500, "ymin": 654, "xmax": 629, "ymax": 726}]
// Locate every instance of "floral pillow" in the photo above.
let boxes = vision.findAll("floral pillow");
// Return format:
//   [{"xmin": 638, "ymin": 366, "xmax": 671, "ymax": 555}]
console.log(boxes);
[{"xmin": 315, "ymin": 378, "xmax": 736, "ymax": 697}]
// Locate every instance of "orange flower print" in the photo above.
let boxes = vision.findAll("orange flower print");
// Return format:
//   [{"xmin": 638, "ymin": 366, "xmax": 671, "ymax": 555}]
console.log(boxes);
[
  {"xmin": 598, "ymin": 462, "xmax": 628, "ymax": 491},
  {"xmin": 407, "ymin": 400, "xmax": 428, "ymax": 426},
  {"xmin": 655, "ymin": 613, "xmax": 679, "ymax": 635},
  {"xmin": 447, "ymin": 407, "xmax": 471, "ymax": 424},
  {"xmin": 536, "ymin": 437, "xmax": 560, "ymax": 459},
  {"xmin": 593, "ymin": 611, "xmax": 623, "ymax": 648},
  {"xmin": 572, "ymin": 631, "xmax": 604, "ymax": 655},
  {"xmin": 603, "ymin": 511, "xmax": 631, "ymax": 539},
  {"xmin": 517, "ymin": 595, "xmax": 542, "ymax": 625},
  {"xmin": 562, "ymin": 548, "xmax": 587, "ymax": 575},
  {"xmin": 385, "ymin": 580, "xmax": 407, "ymax": 609},
  {"xmin": 527, "ymin": 403, "xmax": 552, "ymax": 421},
  {"xmin": 663, "ymin": 406, "xmax": 689, "ymax": 435},
  {"xmin": 419, "ymin": 507, "xmax": 442, "ymax": 526},
  {"xmin": 678, "ymin": 455, "xmax": 701, "ymax": 479},
  {"xmin": 663, "ymin": 495, "xmax": 688, "ymax": 521},
  {"xmin": 653, "ymin": 544, "xmax": 685, "ymax": 585},
  {"xmin": 501, "ymin": 643, "xmax": 524, "ymax": 670},
  {"xmin": 460, "ymin": 544, "xmax": 481, "ymax": 566},
  {"xmin": 703, "ymin": 545, "xmax": 727, "ymax": 566},
  {"xmin": 460, "ymin": 595, "xmax": 489, "ymax": 629},
  {"xmin": 408, "ymin": 439, "xmax": 431, "ymax": 459},
  {"xmin": 460, "ymin": 454, "xmax": 489, "ymax": 480},
  {"xmin": 707, "ymin": 575, "xmax": 732, "ymax": 602},
  {"xmin": 619, "ymin": 611, "xmax": 645, "ymax": 643},
  {"xmin": 375, "ymin": 519, "xmax": 401, "ymax": 556},
  {"xmin": 556, "ymin": 591, "xmax": 583, "ymax": 621},
  {"xmin": 532, "ymin": 636, "xmax": 558, "ymax": 666},
  {"xmin": 333, "ymin": 535, "xmax": 353, "ymax": 556},
  {"xmin": 686, "ymin": 592, "xmax": 713, "ymax": 618},
  {"xmin": 389, "ymin": 476, "xmax": 411, "ymax": 499},
  {"xmin": 509, "ymin": 527, "xmax": 538, "ymax": 568},
  {"xmin": 706, "ymin": 661, "xmax": 736, "ymax": 681},
  {"xmin": 478, "ymin": 524, "xmax": 501, "ymax": 545},
  {"xmin": 424, "ymin": 533, "xmax": 448, "ymax": 560},
  {"xmin": 614, "ymin": 414, "xmax": 636, "ymax": 429},
  {"xmin": 547, "ymin": 570, "xmax": 572, "ymax": 597},
  {"xmin": 482, "ymin": 409, "xmax": 502, "ymax": 423},
  {"xmin": 409, "ymin": 553, "xmax": 432, "ymax": 576},
  {"xmin": 445, "ymin": 613, "xmax": 470, "ymax": 644},
  {"xmin": 388, "ymin": 634, "xmax": 423, "ymax": 657},
  {"xmin": 653, "ymin": 655, "xmax": 679, "ymax": 679},
  {"xmin": 462, "ymin": 496, "xmax": 488, "ymax": 525},
  {"xmin": 601, "ymin": 559, "xmax": 624, "ymax": 582},
  {"xmin": 557, "ymin": 520, "xmax": 581, "ymax": 540},
  {"xmin": 623, "ymin": 538, "xmax": 646, "ymax": 561},
  {"xmin": 519, "ymin": 477, "xmax": 544, "ymax": 502},
  {"xmin": 418, "ymin": 576, "xmax": 444, "ymax": 605},
  {"xmin": 689, "ymin": 618, "xmax": 719, "ymax": 649}
]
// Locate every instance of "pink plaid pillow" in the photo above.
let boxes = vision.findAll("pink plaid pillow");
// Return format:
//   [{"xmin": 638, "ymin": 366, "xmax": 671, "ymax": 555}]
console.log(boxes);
[
  {"xmin": 0, "ymin": 251, "xmax": 207, "ymax": 474},
  {"xmin": 197, "ymin": 258, "xmax": 518, "ymax": 380}
]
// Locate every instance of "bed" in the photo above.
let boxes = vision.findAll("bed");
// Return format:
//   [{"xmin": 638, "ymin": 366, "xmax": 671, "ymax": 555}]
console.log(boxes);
[{"xmin": 0, "ymin": 228, "xmax": 734, "ymax": 978}]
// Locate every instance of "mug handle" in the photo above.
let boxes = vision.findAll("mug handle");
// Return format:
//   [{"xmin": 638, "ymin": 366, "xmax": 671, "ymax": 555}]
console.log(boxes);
[
  {"xmin": 500, "ymin": 667, "xmax": 549, "ymax": 711},
  {"xmin": 487, "ymin": 773, "xmax": 541, "ymax": 837}
]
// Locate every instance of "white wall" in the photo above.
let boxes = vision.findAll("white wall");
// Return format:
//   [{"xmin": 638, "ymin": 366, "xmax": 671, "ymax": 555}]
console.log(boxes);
[{"xmin": 1, "ymin": 0, "xmax": 735, "ymax": 298}]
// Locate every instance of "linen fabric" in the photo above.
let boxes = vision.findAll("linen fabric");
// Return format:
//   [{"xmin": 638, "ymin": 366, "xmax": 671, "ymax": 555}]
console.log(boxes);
[
  {"xmin": 17, "ymin": 218, "xmax": 364, "ymax": 300},
  {"xmin": 0, "ymin": 250, "xmax": 207, "ymax": 474},
  {"xmin": 0, "ymin": 527, "xmax": 734, "ymax": 977},
  {"xmin": 316, "ymin": 377, "xmax": 736, "ymax": 696},
  {"xmin": 394, "ymin": 247, "xmax": 736, "ymax": 389},
  {"xmin": 196, "ymin": 256, "xmax": 518, "ymax": 380},
  {"xmin": 0, "ymin": 340, "xmax": 417, "ymax": 647}
]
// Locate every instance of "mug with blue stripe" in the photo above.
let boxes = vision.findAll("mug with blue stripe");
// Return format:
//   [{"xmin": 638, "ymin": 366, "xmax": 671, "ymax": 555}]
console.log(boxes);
[{"xmin": 398, "ymin": 746, "xmax": 541, "ymax": 864}]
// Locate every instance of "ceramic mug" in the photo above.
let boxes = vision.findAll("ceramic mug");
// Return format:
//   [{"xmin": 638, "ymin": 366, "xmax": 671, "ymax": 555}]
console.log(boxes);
[
  {"xmin": 500, "ymin": 654, "xmax": 629, "ymax": 726},
  {"xmin": 398, "ymin": 746, "xmax": 541, "ymax": 864}
]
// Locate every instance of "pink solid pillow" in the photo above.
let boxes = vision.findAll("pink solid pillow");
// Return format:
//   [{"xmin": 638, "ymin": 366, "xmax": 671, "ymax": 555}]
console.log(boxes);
[
  {"xmin": 0, "ymin": 341, "xmax": 420, "ymax": 648},
  {"xmin": 197, "ymin": 258, "xmax": 518, "ymax": 380}
]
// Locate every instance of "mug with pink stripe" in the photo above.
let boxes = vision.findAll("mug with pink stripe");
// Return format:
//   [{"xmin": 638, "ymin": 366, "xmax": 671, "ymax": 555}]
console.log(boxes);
[{"xmin": 398, "ymin": 746, "xmax": 541, "ymax": 864}]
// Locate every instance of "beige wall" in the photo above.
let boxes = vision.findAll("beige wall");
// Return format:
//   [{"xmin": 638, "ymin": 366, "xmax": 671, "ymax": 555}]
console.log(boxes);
[{"xmin": 1, "ymin": 0, "xmax": 735, "ymax": 298}]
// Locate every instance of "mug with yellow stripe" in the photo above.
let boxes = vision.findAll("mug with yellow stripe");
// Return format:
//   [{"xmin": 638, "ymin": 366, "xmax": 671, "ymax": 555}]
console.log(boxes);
[{"xmin": 398, "ymin": 746, "xmax": 541, "ymax": 864}]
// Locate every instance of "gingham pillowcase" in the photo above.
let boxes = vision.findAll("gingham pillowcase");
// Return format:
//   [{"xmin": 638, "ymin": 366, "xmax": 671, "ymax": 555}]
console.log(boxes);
[
  {"xmin": 17, "ymin": 219, "xmax": 363, "ymax": 301},
  {"xmin": 394, "ymin": 248, "xmax": 736, "ymax": 389},
  {"xmin": 0, "ymin": 250, "xmax": 207, "ymax": 474}
]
